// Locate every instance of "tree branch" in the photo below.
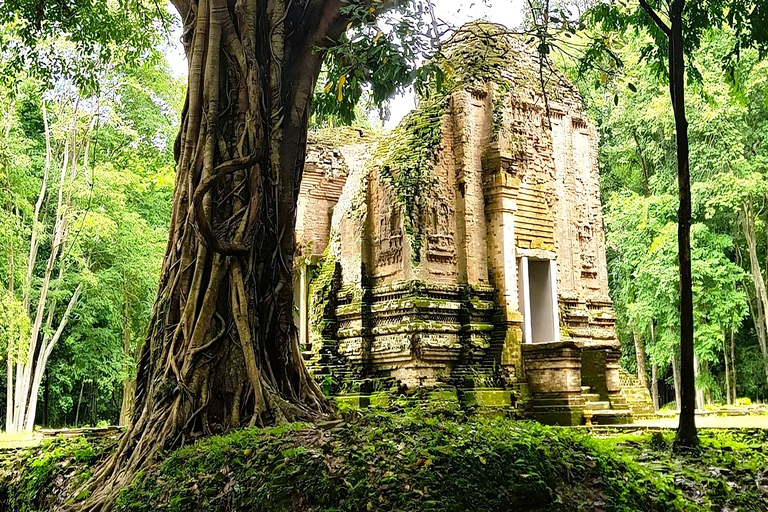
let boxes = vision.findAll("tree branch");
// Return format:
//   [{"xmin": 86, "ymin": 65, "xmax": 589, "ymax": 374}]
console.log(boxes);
[{"xmin": 638, "ymin": 0, "xmax": 670, "ymax": 35}]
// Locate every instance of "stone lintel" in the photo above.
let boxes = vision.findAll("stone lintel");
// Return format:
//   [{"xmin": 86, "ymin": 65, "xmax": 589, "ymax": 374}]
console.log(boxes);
[{"xmin": 517, "ymin": 248, "xmax": 557, "ymax": 261}]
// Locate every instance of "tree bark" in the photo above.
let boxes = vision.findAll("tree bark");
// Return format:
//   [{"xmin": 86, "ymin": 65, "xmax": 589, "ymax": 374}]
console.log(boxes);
[
  {"xmin": 659, "ymin": 0, "xmax": 698, "ymax": 449},
  {"xmin": 24, "ymin": 284, "xmax": 81, "ymax": 431},
  {"xmin": 11, "ymin": 132, "xmax": 72, "ymax": 433},
  {"xmin": 79, "ymin": 1, "xmax": 353, "ymax": 508},
  {"xmin": 75, "ymin": 379, "xmax": 85, "ymax": 427},
  {"xmin": 651, "ymin": 362, "xmax": 659, "ymax": 411},
  {"xmin": 638, "ymin": 0, "xmax": 698, "ymax": 449},
  {"xmin": 693, "ymin": 353, "xmax": 703, "ymax": 410}
]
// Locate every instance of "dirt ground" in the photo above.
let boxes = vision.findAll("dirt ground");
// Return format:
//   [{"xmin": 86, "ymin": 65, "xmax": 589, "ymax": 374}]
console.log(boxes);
[{"xmin": 631, "ymin": 413, "xmax": 768, "ymax": 428}]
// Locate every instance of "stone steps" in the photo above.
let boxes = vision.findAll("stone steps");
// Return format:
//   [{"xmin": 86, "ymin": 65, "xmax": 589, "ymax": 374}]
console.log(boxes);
[
  {"xmin": 589, "ymin": 409, "xmax": 633, "ymax": 425},
  {"xmin": 580, "ymin": 385, "xmax": 634, "ymax": 424},
  {"xmin": 584, "ymin": 401, "xmax": 611, "ymax": 411},
  {"xmin": 618, "ymin": 369, "xmax": 656, "ymax": 416}
]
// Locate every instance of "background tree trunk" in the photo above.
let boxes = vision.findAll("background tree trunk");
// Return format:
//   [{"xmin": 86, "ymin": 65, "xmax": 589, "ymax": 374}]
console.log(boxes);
[
  {"xmin": 723, "ymin": 332, "xmax": 731, "ymax": 405},
  {"xmin": 731, "ymin": 330, "xmax": 737, "ymax": 401},
  {"xmin": 672, "ymin": 352, "xmax": 681, "ymax": 410},
  {"xmin": 741, "ymin": 203, "xmax": 768, "ymax": 384},
  {"xmin": 80, "ymin": 1, "xmax": 351, "ymax": 508},
  {"xmin": 119, "ymin": 295, "xmax": 135, "ymax": 426},
  {"xmin": 633, "ymin": 331, "xmax": 649, "ymax": 389}
]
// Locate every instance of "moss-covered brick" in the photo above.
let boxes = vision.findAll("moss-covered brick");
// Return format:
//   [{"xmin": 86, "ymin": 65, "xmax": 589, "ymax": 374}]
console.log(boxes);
[{"xmin": 461, "ymin": 390, "xmax": 514, "ymax": 408}]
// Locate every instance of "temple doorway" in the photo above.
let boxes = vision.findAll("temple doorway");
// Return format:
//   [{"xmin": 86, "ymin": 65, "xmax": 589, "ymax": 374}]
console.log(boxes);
[{"xmin": 518, "ymin": 257, "xmax": 560, "ymax": 343}]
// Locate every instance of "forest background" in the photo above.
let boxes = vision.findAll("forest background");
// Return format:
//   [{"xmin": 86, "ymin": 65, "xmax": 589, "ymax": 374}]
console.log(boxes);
[{"xmin": 0, "ymin": 1, "xmax": 766, "ymax": 430}]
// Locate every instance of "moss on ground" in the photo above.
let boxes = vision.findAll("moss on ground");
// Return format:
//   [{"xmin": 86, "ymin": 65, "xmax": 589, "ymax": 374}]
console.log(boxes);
[
  {"xmin": 3, "ymin": 416, "xmax": 768, "ymax": 511},
  {"xmin": 0, "ymin": 435, "xmax": 118, "ymax": 511}
]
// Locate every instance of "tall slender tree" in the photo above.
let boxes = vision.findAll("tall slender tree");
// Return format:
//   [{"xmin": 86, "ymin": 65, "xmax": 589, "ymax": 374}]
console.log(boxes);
[{"xmin": 586, "ymin": 0, "xmax": 768, "ymax": 450}]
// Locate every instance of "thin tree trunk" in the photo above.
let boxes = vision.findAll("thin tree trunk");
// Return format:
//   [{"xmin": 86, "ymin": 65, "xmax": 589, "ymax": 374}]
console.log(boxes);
[
  {"xmin": 22, "ymin": 101, "xmax": 52, "ymax": 315},
  {"xmin": 638, "ymin": 0, "xmax": 697, "ymax": 448},
  {"xmin": 741, "ymin": 202, "xmax": 768, "ymax": 384},
  {"xmin": 24, "ymin": 284, "xmax": 82, "ymax": 431},
  {"xmin": 43, "ymin": 369, "xmax": 49, "ymax": 427},
  {"xmin": 75, "ymin": 380, "xmax": 85, "ymax": 427},
  {"xmin": 723, "ymin": 332, "xmax": 731, "ymax": 405},
  {"xmin": 633, "ymin": 331, "xmax": 649, "ymax": 389},
  {"xmin": 672, "ymin": 352, "xmax": 681, "ymax": 411},
  {"xmin": 9, "ymin": 103, "xmax": 86, "ymax": 433},
  {"xmin": 693, "ymin": 353, "xmax": 703, "ymax": 410},
  {"xmin": 119, "ymin": 297, "xmax": 135, "ymax": 426},
  {"xmin": 91, "ymin": 385, "xmax": 97, "ymax": 426},
  {"xmin": 656, "ymin": 0, "xmax": 698, "ymax": 449},
  {"xmin": 14, "ymin": 137, "xmax": 71, "ymax": 432},
  {"xmin": 651, "ymin": 363, "xmax": 659, "ymax": 411},
  {"xmin": 5, "ymin": 358, "xmax": 12, "ymax": 432},
  {"xmin": 731, "ymin": 329, "xmax": 737, "ymax": 401}
]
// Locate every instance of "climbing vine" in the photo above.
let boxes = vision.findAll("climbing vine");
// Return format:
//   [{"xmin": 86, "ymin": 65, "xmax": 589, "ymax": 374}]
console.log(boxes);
[
  {"xmin": 376, "ymin": 22, "xmax": 534, "ymax": 264},
  {"xmin": 309, "ymin": 246, "xmax": 340, "ymax": 340},
  {"xmin": 377, "ymin": 95, "xmax": 446, "ymax": 263}
]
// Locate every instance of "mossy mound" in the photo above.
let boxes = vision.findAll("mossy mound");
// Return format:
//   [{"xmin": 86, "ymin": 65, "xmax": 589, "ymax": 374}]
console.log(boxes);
[
  {"xmin": 4, "ymin": 417, "xmax": 768, "ymax": 511},
  {"xmin": 114, "ymin": 413, "xmax": 673, "ymax": 512}
]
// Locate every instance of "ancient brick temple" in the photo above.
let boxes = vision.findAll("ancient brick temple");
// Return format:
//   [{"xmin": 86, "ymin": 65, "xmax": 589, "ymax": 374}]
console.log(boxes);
[{"xmin": 294, "ymin": 23, "xmax": 641, "ymax": 425}]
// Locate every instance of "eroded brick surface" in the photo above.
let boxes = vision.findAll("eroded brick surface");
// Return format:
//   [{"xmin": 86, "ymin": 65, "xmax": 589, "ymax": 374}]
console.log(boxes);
[{"xmin": 293, "ymin": 24, "xmax": 646, "ymax": 422}]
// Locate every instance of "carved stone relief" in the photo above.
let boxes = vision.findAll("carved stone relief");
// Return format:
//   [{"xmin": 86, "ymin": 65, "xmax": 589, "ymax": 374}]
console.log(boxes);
[
  {"xmin": 426, "ymin": 198, "xmax": 457, "ymax": 264},
  {"xmin": 375, "ymin": 185, "xmax": 403, "ymax": 265}
]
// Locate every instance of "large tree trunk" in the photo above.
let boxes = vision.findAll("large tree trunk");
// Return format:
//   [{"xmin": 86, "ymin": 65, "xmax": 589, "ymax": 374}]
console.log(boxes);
[{"xmin": 80, "ymin": 1, "xmax": 350, "ymax": 508}]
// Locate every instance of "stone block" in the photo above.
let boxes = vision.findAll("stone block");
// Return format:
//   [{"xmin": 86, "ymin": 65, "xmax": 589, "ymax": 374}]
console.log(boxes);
[{"xmin": 461, "ymin": 389, "xmax": 513, "ymax": 407}]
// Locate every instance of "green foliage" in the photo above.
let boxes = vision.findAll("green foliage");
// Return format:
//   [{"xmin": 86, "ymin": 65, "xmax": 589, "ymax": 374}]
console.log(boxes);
[
  {"xmin": 605, "ymin": 191, "xmax": 747, "ymax": 373},
  {"xmin": 583, "ymin": 26, "xmax": 766, "ymax": 400},
  {"xmin": 0, "ymin": 0, "xmax": 172, "ymax": 93},
  {"xmin": 308, "ymin": 247, "xmax": 339, "ymax": 341},
  {"xmin": 0, "ymin": 42, "xmax": 180, "ymax": 427},
  {"xmin": 311, "ymin": 1, "xmax": 436, "ymax": 126},
  {"xmin": 583, "ymin": 0, "xmax": 768, "ymax": 87},
  {"xmin": 377, "ymin": 95, "xmax": 446, "ymax": 263},
  {"xmin": 0, "ymin": 291, "xmax": 30, "ymax": 364}
]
